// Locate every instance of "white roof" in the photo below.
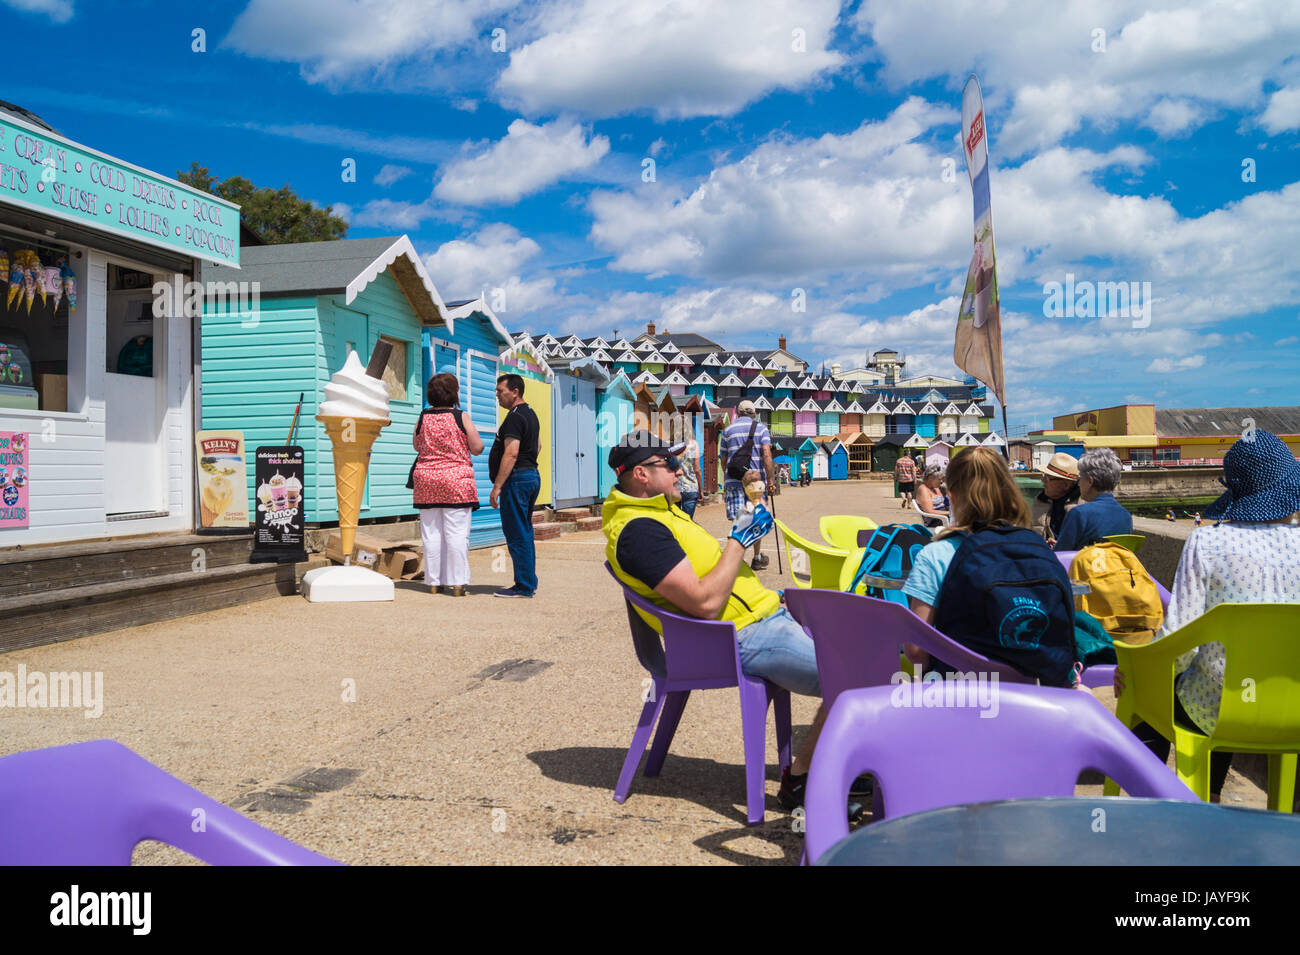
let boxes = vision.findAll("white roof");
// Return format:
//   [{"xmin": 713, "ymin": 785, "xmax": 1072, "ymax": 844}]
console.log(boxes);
[
  {"xmin": 716, "ymin": 372, "xmax": 747, "ymax": 387},
  {"xmin": 660, "ymin": 370, "xmax": 690, "ymax": 385},
  {"xmin": 440, "ymin": 295, "xmax": 512, "ymax": 346},
  {"xmin": 845, "ymin": 401, "xmax": 865, "ymax": 414},
  {"xmin": 701, "ymin": 353, "xmax": 721, "ymax": 366},
  {"xmin": 634, "ymin": 370, "xmax": 660, "ymax": 385},
  {"xmin": 865, "ymin": 400, "xmax": 890, "ymax": 415},
  {"xmin": 981, "ymin": 432, "xmax": 1007, "ymax": 447},
  {"xmin": 742, "ymin": 357, "xmax": 763, "ymax": 370},
  {"xmin": 963, "ymin": 403, "xmax": 983, "ymax": 416},
  {"xmin": 775, "ymin": 375, "xmax": 799, "ymax": 389},
  {"xmin": 823, "ymin": 399, "xmax": 846, "ymax": 413},
  {"xmin": 746, "ymin": 375, "xmax": 772, "ymax": 389},
  {"xmin": 894, "ymin": 401, "xmax": 916, "ymax": 414},
  {"xmin": 942, "ymin": 402, "xmax": 962, "ymax": 416},
  {"xmin": 919, "ymin": 402, "xmax": 939, "ymax": 415},
  {"xmin": 752, "ymin": 395, "xmax": 773, "ymax": 410},
  {"xmin": 956, "ymin": 432, "xmax": 981, "ymax": 446},
  {"xmin": 799, "ymin": 398, "xmax": 821, "ymax": 412},
  {"xmin": 903, "ymin": 433, "xmax": 929, "ymax": 448},
  {"xmin": 775, "ymin": 397, "xmax": 799, "ymax": 411},
  {"xmin": 615, "ymin": 349, "xmax": 640, "ymax": 363}
]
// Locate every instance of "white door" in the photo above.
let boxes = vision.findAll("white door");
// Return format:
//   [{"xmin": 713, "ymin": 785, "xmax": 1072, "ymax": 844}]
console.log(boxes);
[
  {"xmin": 105, "ymin": 284, "xmax": 165, "ymax": 516},
  {"xmin": 813, "ymin": 452, "xmax": 828, "ymax": 479}
]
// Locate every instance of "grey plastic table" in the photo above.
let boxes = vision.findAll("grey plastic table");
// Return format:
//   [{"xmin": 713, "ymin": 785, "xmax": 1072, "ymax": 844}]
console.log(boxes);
[{"xmin": 816, "ymin": 797, "xmax": 1300, "ymax": 865}]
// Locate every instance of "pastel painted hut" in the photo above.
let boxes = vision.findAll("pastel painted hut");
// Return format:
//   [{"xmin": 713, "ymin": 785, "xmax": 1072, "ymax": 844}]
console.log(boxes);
[
  {"xmin": 795, "ymin": 397, "xmax": 819, "ymax": 437},
  {"xmin": 423, "ymin": 295, "xmax": 514, "ymax": 547},
  {"xmin": 203, "ymin": 235, "xmax": 451, "ymax": 527},
  {"xmin": 770, "ymin": 396, "xmax": 797, "ymax": 437},
  {"xmin": 498, "ymin": 338, "xmax": 555, "ymax": 507},
  {"xmin": 926, "ymin": 440, "xmax": 952, "ymax": 470},
  {"xmin": 839, "ymin": 399, "xmax": 864, "ymax": 437},
  {"xmin": 810, "ymin": 439, "xmax": 829, "ymax": 480},
  {"xmin": 552, "ymin": 358, "xmax": 607, "ymax": 508},
  {"xmin": 826, "ymin": 439, "xmax": 849, "ymax": 480},
  {"xmin": 818, "ymin": 398, "xmax": 843, "ymax": 436},
  {"xmin": 597, "ymin": 371, "xmax": 637, "ymax": 500}
]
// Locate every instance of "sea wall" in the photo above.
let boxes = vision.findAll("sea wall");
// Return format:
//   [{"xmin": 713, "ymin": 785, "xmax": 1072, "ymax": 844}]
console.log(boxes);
[
  {"xmin": 1113, "ymin": 467, "xmax": 1222, "ymax": 501},
  {"xmin": 1130, "ymin": 516, "xmax": 1192, "ymax": 589}
]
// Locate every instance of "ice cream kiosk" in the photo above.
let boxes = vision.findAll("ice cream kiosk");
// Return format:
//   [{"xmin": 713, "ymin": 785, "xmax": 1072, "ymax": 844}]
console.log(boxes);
[{"xmin": 0, "ymin": 103, "xmax": 240, "ymax": 546}]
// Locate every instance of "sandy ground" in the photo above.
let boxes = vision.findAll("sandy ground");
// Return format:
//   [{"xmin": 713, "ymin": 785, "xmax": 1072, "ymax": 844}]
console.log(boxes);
[{"xmin": 0, "ymin": 478, "xmax": 1271, "ymax": 865}]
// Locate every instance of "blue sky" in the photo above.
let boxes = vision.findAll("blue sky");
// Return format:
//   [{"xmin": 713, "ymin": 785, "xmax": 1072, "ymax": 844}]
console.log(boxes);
[{"xmin": 11, "ymin": 0, "xmax": 1300, "ymax": 433}]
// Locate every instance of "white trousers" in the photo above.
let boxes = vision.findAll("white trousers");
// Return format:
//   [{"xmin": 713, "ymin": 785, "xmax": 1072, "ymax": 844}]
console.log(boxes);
[{"xmin": 419, "ymin": 507, "xmax": 472, "ymax": 587}]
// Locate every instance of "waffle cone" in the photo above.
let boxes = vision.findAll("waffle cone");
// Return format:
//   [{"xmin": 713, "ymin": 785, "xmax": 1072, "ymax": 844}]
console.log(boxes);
[{"xmin": 318, "ymin": 414, "xmax": 389, "ymax": 557}]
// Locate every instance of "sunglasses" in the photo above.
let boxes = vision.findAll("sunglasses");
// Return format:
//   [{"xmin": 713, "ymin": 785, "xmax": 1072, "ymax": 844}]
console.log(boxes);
[{"xmin": 641, "ymin": 455, "xmax": 682, "ymax": 472}]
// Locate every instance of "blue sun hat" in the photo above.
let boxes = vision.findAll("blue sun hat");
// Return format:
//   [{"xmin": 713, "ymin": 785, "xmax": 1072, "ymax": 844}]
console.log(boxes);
[{"xmin": 1204, "ymin": 429, "xmax": 1300, "ymax": 523}]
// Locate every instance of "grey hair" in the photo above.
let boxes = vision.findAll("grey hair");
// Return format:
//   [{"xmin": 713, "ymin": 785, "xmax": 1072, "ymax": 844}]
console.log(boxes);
[
  {"xmin": 1078, "ymin": 448, "xmax": 1122, "ymax": 493},
  {"xmin": 923, "ymin": 465, "xmax": 945, "ymax": 480}
]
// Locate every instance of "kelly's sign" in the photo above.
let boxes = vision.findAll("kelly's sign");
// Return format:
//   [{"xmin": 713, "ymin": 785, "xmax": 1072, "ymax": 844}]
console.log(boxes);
[{"xmin": 0, "ymin": 113, "xmax": 240, "ymax": 267}]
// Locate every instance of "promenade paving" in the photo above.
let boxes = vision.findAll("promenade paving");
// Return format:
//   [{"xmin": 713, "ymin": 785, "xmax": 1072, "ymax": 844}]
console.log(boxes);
[{"xmin": 0, "ymin": 478, "xmax": 1272, "ymax": 865}]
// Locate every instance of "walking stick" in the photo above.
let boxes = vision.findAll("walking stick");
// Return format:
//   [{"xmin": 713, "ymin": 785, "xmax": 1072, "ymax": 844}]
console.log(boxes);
[{"xmin": 768, "ymin": 476, "xmax": 784, "ymax": 576}]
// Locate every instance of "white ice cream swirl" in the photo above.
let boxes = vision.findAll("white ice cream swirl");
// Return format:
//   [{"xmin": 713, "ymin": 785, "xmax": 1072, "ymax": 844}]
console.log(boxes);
[{"xmin": 318, "ymin": 350, "xmax": 390, "ymax": 420}]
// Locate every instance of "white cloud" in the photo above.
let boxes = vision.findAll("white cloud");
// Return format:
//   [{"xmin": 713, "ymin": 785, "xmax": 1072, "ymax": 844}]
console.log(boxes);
[
  {"xmin": 422, "ymin": 223, "xmax": 557, "ymax": 313},
  {"xmin": 648, "ymin": 138, "xmax": 668, "ymax": 158},
  {"xmin": 1260, "ymin": 86, "xmax": 1300, "ymax": 134},
  {"xmin": 1145, "ymin": 354, "xmax": 1207, "ymax": 373},
  {"xmin": 495, "ymin": 0, "xmax": 844, "ymax": 119},
  {"xmin": 224, "ymin": 0, "xmax": 513, "ymax": 82},
  {"xmin": 329, "ymin": 202, "xmax": 352, "ymax": 222},
  {"xmin": 1142, "ymin": 98, "xmax": 1206, "ymax": 137},
  {"xmin": 1275, "ymin": 335, "xmax": 1299, "ymax": 346},
  {"xmin": 2, "ymin": 0, "xmax": 72, "ymax": 22},
  {"xmin": 451, "ymin": 97, "xmax": 478, "ymax": 113},
  {"xmin": 374, "ymin": 164, "xmax": 413, "ymax": 186},
  {"xmin": 435, "ymin": 118, "xmax": 609, "ymax": 205},
  {"xmin": 854, "ymin": 0, "xmax": 1300, "ymax": 154}
]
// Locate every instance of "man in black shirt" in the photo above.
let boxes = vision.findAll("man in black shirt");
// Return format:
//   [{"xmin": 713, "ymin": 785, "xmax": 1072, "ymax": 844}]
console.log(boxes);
[{"xmin": 489, "ymin": 373, "xmax": 541, "ymax": 597}]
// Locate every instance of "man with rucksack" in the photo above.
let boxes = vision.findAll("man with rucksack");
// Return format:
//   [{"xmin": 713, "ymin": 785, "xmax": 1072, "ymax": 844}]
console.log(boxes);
[{"xmin": 719, "ymin": 400, "xmax": 776, "ymax": 570}]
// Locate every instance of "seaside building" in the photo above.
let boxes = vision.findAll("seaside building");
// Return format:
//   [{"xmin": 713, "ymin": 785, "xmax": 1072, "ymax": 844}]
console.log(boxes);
[{"xmin": 1032, "ymin": 404, "xmax": 1300, "ymax": 464}]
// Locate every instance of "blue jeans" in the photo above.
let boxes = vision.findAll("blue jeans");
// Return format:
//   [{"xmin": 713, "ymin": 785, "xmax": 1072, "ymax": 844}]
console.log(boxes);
[
  {"xmin": 737, "ymin": 607, "xmax": 820, "ymax": 697},
  {"xmin": 499, "ymin": 468, "xmax": 540, "ymax": 594},
  {"xmin": 678, "ymin": 492, "xmax": 699, "ymax": 519}
]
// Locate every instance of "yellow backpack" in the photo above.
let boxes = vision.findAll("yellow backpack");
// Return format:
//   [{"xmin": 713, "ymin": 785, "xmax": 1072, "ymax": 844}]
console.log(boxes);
[{"xmin": 1069, "ymin": 541, "xmax": 1163, "ymax": 644}]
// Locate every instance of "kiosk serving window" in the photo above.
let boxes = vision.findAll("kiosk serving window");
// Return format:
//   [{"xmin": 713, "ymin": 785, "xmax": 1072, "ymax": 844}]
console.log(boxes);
[{"xmin": 0, "ymin": 232, "xmax": 73, "ymax": 412}]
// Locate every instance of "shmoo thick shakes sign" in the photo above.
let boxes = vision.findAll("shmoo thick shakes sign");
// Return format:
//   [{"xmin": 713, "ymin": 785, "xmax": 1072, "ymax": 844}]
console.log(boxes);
[{"xmin": 251, "ymin": 446, "xmax": 308, "ymax": 563}]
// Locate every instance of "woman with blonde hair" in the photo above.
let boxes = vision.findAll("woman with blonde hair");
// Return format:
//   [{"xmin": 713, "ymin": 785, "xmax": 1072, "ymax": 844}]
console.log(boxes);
[{"xmin": 901, "ymin": 447, "xmax": 1078, "ymax": 686}]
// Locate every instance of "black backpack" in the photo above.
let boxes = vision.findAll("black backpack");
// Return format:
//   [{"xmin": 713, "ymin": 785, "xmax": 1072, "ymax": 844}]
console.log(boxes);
[
  {"xmin": 846, "ymin": 523, "xmax": 933, "ymax": 606},
  {"xmin": 932, "ymin": 523, "xmax": 1078, "ymax": 687},
  {"xmin": 724, "ymin": 419, "xmax": 760, "ymax": 481}
]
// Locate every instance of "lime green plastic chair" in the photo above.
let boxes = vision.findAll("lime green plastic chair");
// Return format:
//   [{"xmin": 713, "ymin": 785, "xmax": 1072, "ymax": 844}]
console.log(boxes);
[
  {"xmin": 774, "ymin": 519, "xmax": 852, "ymax": 590},
  {"xmin": 1105, "ymin": 603, "xmax": 1300, "ymax": 811},
  {"xmin": 819, "ymin": 515, "xmax": 878, "ymax": 551},
  {"xmin": 1104, "ymin": 534, "xmax": 1145, "ymax": 554}
]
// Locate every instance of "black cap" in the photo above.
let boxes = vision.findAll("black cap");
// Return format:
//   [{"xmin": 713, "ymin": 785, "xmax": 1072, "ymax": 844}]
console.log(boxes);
[{"xmin": 608, "ymin": 430, "xmax": 687, "ymax": 474}]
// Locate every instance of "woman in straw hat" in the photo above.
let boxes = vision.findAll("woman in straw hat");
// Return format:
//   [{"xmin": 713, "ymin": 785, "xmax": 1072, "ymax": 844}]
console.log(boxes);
[{"xmin": 1118, "ymin": 429, "xmax": 1300, "ymax": 801}]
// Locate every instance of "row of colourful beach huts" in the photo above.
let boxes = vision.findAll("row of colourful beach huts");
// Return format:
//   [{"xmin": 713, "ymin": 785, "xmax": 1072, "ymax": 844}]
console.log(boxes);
[{"xmin": 196, "ymin": 234, "xmax": 1007, "ymax": 549}]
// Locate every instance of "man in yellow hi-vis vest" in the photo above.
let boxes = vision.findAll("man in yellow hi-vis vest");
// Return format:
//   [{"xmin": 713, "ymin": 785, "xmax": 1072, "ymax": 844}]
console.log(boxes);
[{"xmin": 602, "ymin": 430, "xmax": 829, "ymax": 811}]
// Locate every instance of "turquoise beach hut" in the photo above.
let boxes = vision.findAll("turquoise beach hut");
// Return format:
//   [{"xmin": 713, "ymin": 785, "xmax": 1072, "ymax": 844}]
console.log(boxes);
[
  {"xmin": 598, "ymin": 371, "xmax": 638, "ymax": 499},
  {"xmin": 203, "ymin": 235, "xmax": 450, "ymax": 527}
]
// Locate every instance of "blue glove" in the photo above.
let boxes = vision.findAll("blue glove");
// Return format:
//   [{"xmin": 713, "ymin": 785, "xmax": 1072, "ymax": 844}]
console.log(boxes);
[{"xmin": 730, "ymin": 504, "xmax": 774, "ymax": 548}]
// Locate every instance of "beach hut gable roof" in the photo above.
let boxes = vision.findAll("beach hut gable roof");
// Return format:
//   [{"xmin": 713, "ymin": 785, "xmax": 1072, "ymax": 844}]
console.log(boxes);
[
  {"xmin": 700, "ymin": 353, "xmax": 721, "ymax": 366},
  {"xmin": 963, "ymin": 403, "xmax": 983, "ymax": 416},
  {"xmin": 919, "ymin": 402, "xmax": 939, "ymax": 415},
  {"xmin": 956, "ymin": 432, "xmax": 981, "ymax": 445},
  {"xmin": 865, "ymin": 400, "xmax": 890, "ymax": 415},
  {"xmin": 611, "ymin": 338, "xmax": 631, "ymax": 350},
  {"xmin": 746, "ymin": 375, "xmax": 772, "ymax": 388},
  {"xmin": 753, "ymin": 395, "xmax": 773, "ymax": 410},
  {"xmin": 603, "ymin": 370, "xmax": 638, "ymax": 401},
  {"xmin": 442, "ymin": 295, "xmax": 512, "ymax": 346},
  {"xmin": 799, "ymin": 398, "xmax": 821, "ymax": 412},
  {"xmin": 742, "ymin": 357, "xmax": 763, "ymax": 370},
  {"xmin": 660, "ymin": 370, "xmax": 690, "ymax": 385},
  {"xmin": 845, "ymin": 400, "xmax": 865, "ymax": 414},
  {"xmin": 941, "ymin": 402, "xmax": 962, "ymax": 415},
  {"xmin": 775, "ymin": 397, "xmax": 799, "ymax": 411},
  {"xmin": 615, "ymin": 349, "xmax": 640, "ymax": 363},
  {"xmin": 903, "ymin": 433, "xmax": 929, "ymax": 448},
  {"xmin": 775, "ymin": 375, "xmax": 798, "ymax": 389},
  {"xmin": 894, "ymin": 401, "xmax": 916, "ymax": 414},
  {"xmin": 690, "ymin": 370, "xmax": 718, "ymax": 385},
  {"xmin": 565, "ymin": 355, "xmax": 612, "ymax": 384},
  {"xmin": 562, "ymin": 335, "xmax": 584, "ymax": 347},
  {"xmin": 634, "ymin": 370, "xmax": 661, "ymax": 385},
  {"xmin": 823, "ymin": 398, "xmax": 845, "ymax": 413},
  {"xmin": 717, "ymin": 372, "xmax": 747, "ymax": 387},
  {"xmin": 981, "ymin": 432, "xmax": 1007, "ymax": 447},
  {"xmin": 722, "ymin": 354, "xmax": 742, "ymax": 367}
]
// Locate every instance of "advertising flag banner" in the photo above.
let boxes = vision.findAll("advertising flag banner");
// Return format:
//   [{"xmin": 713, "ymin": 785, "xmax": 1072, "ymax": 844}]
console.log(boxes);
[
  {"xmin": 250, "ymin": 446, "xmax": 308, "ymax": 564},
  {"xmin": 954, "ymin": 74, "xmax": 1007, "ymax": 407},
  {"xmin": 0, "ymin": 432, "xmax": 29, "ymax": 528},
  {"xmin": 195, "ymin": 430, "xmax": 250, "ymax": 530}
]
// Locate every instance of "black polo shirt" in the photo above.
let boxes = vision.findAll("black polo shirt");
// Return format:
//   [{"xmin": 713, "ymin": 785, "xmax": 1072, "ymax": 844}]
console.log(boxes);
[{"xmin": 490, "ymin": 402, "xmax": 540, "ymax": 480}]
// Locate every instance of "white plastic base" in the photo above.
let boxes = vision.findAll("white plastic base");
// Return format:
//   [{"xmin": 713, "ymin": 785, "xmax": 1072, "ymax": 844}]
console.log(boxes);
[{"xmin": 301, "ymin": 564, "xmax": 395, "ymax": 603}]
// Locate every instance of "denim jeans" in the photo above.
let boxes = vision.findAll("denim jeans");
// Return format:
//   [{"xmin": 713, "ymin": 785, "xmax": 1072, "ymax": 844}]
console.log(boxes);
[
  {"xmin": 737, "ymin": 607, "xmax": 820, "ymax": 697},
  {"xmin": 678, "ymin": 492, "xmax": 699, "ymax": 519},
  {"xmin": 499, "ymin": 468, "xmax": 540, "ymax": 594}
]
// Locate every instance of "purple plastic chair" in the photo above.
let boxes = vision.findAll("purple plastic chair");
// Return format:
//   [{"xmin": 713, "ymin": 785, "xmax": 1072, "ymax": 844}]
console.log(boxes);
[
  {"xmin": 804, "ymin": 684, "xmax": 1197, "ymax": 864},
  {"xmin": 0, "ymin": 740, "xmax": 341, "ymax": 865},
  {"xmin": 605, "ymin": 563, "xmax": 792, "ymax": 826},
  {"xmin": 783, "ymin": 589, "xmax": 1033, "ymax": 716},
  {"xmin": 1057, "ymin": 550, "xmax": 1172, "ymax": 689}
]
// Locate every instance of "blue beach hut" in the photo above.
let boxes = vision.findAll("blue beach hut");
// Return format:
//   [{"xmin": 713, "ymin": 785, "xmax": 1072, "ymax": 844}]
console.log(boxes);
[
  {"xmin": 422, "ymin": 296, "xmax": 514, "ymax": 547},
  {"xmin": 826, "ymin": 439, "xmax": 849, "ymax": 480}
]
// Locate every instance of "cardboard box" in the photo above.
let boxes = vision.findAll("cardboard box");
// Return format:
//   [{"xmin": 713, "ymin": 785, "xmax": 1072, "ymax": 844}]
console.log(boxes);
[
  {"xmin": 377, "ymin": 548, "xmax": 422, "ymax": 580},
  {"xmin": 36, "ymin": 373, "xmax": 67, "ymax": 413},
  {"xmin": 324, "ymin": 530, "xmax": 389, "ymax": 568}
]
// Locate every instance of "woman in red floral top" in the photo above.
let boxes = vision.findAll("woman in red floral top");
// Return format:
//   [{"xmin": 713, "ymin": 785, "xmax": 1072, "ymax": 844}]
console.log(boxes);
[{"xmin": 413, "ymin": 373, "xmax": 484, "ymax": 595}]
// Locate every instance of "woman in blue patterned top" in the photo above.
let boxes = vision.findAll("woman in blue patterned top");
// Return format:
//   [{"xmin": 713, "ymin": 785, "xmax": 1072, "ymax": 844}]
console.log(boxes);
[{"xmin": 1119, "ymin": 429, "xmax": 1300, "ymax": 801}]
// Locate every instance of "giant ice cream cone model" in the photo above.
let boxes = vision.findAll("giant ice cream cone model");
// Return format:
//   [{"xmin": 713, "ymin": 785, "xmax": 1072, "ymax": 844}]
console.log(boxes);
[{"xmin": 316, "ymin": 349, "xmax": 391, "ymax": 560}]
